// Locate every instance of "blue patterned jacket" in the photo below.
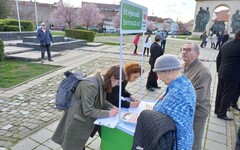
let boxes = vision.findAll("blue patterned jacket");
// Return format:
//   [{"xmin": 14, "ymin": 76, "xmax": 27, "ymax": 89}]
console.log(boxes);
[{"xmin": 153, "ymin": 75, "xmax": 196, "ymax": 150}]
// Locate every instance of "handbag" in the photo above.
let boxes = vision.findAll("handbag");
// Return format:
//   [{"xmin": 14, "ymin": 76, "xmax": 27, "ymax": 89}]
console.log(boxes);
[{"xmin": 40, "ymin": 42, "xmax": 47, "ymax": 47}]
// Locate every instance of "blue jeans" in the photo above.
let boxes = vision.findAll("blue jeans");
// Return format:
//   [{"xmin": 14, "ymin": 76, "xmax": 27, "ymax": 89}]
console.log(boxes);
[{"xmin": 236, "ymin": 126, "xmax": 240, "ymax": 150}]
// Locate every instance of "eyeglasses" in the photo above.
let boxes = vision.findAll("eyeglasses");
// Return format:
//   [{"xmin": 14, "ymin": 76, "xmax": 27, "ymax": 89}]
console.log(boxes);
[{"xmin": 180, "ymin": 48, "xmax": 192, "ymax": 53}]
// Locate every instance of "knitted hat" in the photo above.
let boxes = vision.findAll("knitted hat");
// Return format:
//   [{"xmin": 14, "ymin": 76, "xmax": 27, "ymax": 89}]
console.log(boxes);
[{"xmin": 153, "ymin": 54, "xmax": 182, "ymax": 72}]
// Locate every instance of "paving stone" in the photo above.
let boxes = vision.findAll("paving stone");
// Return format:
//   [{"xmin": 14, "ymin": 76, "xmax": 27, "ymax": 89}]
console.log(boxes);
[
  {"xmin": 209, "ymin": 117, "xmax": 226, "ymax": 127},
  {"xmin": 1, "ymin": 108, "xmax": 9, "ymax": 112},
  {"xmin": 11, "ymin": 138, "xmax": 38, "ymax": 150},
  {"xmin": 34, "ymin": 145, "xmax": 51, "ymax": 150},
  {"xmin": 30, "ymin": 128, "xmax": 53, "ymax": 143},
  {"xmin": 208, "ymin": 123, "xmax": 226, "ymax": 135},
  {"xmin": 46, "ymin": 121, "xmax": 59, "ymax": 132},
  {"xmin": 87, "ymin": 136, "xmax": 101, "ymax": 150},
  {"xmin": 1, "ymin": 124, "xmax": 13, "ymax": 130},
  {"xmin": 205, "ymin": 139, "xmax": 226, "ymax": 150},
  {"xmin": 43, "ymin": 139, "xmax": 61, "ymax": 149},
  {"xmin": 206, "ymin": 130, "xmax": 226, "ymax": 144},
  {"xmin": 0, "ymin": 147, "xmax": 7, "ymax": 150}
]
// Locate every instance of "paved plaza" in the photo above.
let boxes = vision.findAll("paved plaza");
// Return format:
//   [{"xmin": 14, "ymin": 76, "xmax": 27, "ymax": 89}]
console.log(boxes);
[{"xmin": 0, "ymin": 36, "xmax": 239, "ymax": 150}]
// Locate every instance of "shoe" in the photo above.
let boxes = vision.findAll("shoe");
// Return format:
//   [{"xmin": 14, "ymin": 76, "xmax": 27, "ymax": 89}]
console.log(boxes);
[
  {"xmin": 41, "ymin": 59, "xmax": 44, "ymax": 63},
  {"xmin": 48, "ymin": 59, "xmax": 54, "ymax": 61},
  {"xmin": 231, "ymin": 104, "xmax": 240, "ymax": 111},
  {"xmin": 227, "ymin": 107, "xmax": 230, "ymax": 111},
  {"xmin": 153, "ymin": 86, "xmax": 161, "ymax": 89},
  {"xmin": 147, "ymin": 87, "xmax": 155, "ymax": 91},
  {"xmin": 217, "ymin": 115, "xmax": 233, "ymax": 121}
]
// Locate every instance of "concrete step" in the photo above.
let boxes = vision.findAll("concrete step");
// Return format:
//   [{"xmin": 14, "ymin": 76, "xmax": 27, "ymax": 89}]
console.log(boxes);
[
  {"xmin": 86, "ymin": 42, "xmax": 104, "ymax": 47},
  {"xmin": 6, "ymin": 51, "xmax": 62, "ymax": 61},
  {"xmin": 17, "ymin": 40, "xmax": 87, "ymax": 51},
  {"xmin": 4, "ymin": 46, "xmax": 34, "ymax": 55}
]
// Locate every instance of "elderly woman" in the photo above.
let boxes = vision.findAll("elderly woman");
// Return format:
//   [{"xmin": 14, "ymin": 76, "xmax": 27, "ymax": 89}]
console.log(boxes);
[{"xmin": 153, "ymin": 54, "xmax": 196, "ymax": 150}]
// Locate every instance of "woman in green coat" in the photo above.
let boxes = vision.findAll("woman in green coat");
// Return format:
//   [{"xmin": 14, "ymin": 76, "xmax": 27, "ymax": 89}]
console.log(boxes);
[{"xmin": 52, "ymin": 64, "xmax": 126, "ymax": 150}]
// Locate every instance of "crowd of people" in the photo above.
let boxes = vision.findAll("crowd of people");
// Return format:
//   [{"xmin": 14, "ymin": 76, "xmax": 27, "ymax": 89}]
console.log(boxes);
[
  {"xmin": 47, "ymin": 24, "xmax": 240, "ymax": 149},
  {"xmin": 200, "ymin": 30, "xmax": 229, "ymax": 49}
]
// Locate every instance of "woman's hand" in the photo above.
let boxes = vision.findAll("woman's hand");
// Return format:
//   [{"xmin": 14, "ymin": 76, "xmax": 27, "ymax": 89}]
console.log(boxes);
[
  {"xmin": 109, "ymin": 108, "xmax": 119, "ymax": 117},
  {"xmin": 130, "ymin": 101, "xmax": 140, "ymax": 108}
]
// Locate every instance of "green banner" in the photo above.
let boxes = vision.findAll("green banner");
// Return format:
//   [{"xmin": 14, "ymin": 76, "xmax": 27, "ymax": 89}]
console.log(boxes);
[
  {"xmin": 122, "ymin": 3, "xmax": 142, "ymax": 30},
  {"xmin": 121, "ymin": 0, "xmax": 148, "ymax": 34}
]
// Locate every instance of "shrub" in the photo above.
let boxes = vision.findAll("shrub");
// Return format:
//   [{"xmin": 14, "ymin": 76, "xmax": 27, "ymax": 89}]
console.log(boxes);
[
  {"xmin": 4, "ymin": 25, "xmax": 18, "ymax": 31},
  {"xmin": 4, "ymin": 25, "xmax": 19, "ymax": 31},
  {"xmin": 21, "ymin": 20, "xmax": 34, "ymax": 31},
  {"xmin": 0, "ymin": 23, "xmax": 5, "ymax": 31},
  {"xmin": 65, "ymin": 29, "xmax": 95, "ymax": 42},
  {"xmin": 0, "ymin": 39, "xmax": 4, "ymax": 62},
  {"xmin": 0, "ymin": 19, "xmax": 34, "ymax": 31}
]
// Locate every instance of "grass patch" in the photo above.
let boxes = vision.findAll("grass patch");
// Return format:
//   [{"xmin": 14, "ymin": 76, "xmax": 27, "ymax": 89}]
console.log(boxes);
[
  {"xmin": 95, "ymin": 33, "xmax": 120, "ymax": 36},
  {"xmin": 0, "ymin": 60, "xmax": 60, "ymax": 88},
  {"xmin": 51, "ymin": 31, "xmax": 65, "ymax": 36},
  {"xmin": 95, "ymin": 41, "xmax": 121, "ymax": 46}
]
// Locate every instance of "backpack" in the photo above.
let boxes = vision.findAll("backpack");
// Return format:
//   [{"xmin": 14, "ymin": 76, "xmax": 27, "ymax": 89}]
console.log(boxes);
[{"xmin": 55, "ymin": 71, "xmax": 98, "ymax": 111}]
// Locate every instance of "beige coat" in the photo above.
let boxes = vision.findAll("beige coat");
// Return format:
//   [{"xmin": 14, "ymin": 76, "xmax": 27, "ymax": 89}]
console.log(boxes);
[
  {"xmin": 52, "ymin": 72, "xmax": 113, "ymax": 150},
  {"xmin": 183, "ymin": 59, "xmax": 212, "ymax": 118}
]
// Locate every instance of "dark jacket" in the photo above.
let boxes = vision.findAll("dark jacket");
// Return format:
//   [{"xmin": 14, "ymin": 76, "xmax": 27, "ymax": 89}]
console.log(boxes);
[
  {"xmin": 132, "ymin": 110, "xmax": 176, "ymax": 150},
  {"xmin": 222, "ymin": 33, "xmax": 229, "ymax": 43},
  {"xmin": 107, "ymin": 80, "xmax": 131, "ymax": 108},
  {"xmin": 149, "ymin": 42, "xmax": 164, "ymax": 66},
  {"xmin": 36, "ymin": 28, "xmax": 53, "ymax": 45},
  {"xmin": 217, "ymin": 38, "xmax": 240, "ymax": 81}
]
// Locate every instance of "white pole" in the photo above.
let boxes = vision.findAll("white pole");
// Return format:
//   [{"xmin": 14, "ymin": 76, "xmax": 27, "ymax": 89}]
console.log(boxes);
[
  {"xmin": 16, "ymin": 0, "xmax": 21, "ymax": 32},
  {"xmin": 35, "ymin": 0, "xmax": 38, "ymax": 30},
  {"xmin": 139, "ymin": 32, "xmax": 145, "ymax": 101}
]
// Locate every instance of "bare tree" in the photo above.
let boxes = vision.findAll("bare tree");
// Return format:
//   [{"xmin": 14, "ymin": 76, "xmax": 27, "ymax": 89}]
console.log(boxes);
[{"xmin": 147, "ymin": 21, "xmax": 155, "ymax": 31}]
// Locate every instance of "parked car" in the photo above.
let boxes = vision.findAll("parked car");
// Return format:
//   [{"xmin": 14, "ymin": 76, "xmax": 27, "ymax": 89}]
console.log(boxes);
[
  {"xmin": 152, "ymin": 30, "xmax": 161, "ymax": 35},
  {"xmin": 105, "ymin": 28, "xmax": 116, "ymax": 33},
  {"xmin": 51, "ymin": 25, "xmax": 65, "ymax": 31}
]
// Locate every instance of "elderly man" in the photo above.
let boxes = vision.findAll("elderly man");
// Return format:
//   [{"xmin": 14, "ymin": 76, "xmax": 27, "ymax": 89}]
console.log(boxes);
[
  {"xmin": 153, "ymin": 54, "xmax": 196, "ymax": 149},
  {"xmin": 37, "ymin": 22, "xmax": 54, "ymax": 63},
  {"xmin": 181, "ymin": 43, "xmax": 212, "ymax": 150},
  {"xmin": 215, "ymin": 29, "xmax": 240, "ymax": 120}
]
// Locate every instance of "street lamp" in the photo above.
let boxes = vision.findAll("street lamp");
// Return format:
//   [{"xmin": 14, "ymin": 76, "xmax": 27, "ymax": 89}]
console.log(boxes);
[
  {"xmin": 35, "ymin": 0, "xmax": 38, "ymax": 30},
  {"xmin": 16, "ymin": 0, "xmax": 21, "ymax": 32}
]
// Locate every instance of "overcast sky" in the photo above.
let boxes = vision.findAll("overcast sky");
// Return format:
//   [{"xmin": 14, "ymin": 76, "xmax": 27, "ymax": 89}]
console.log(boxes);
[{"xmin": 27, "ymin": 0, "xmax": 197, "ymax": 22}]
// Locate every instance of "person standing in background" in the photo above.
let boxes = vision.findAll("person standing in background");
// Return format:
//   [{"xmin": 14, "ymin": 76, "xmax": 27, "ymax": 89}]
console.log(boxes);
[
  {"xmin": 215, "ymin": 31, "xmax": 223, "ymax": 50},
  {"xmin": 215, "ymin": 29, "xmax": 240, "ymax": 121},
  {"xmin": 160, "ymin": 30, "xmax": 168, "ymax": 51},
  {"xmin": 181, "ymin": 43, "xmax": 212, "ymax": 150},
  {"xmin": 221, "ymin": 31, "xmax": 229, "ymax": 46},
  {"xmin": 143, "ymin": 34, "xmax": 151, "ymax": 57},
  {"xmin": 37, "ymin": 22, "xmax": 54, "ymax": 63},
  {"xmin": 200, "ymin": 31, "xmax": 208, "ymax": 48},
  {"xmin": 133, "ymin": 34, "xmax": 141, "ymax": 55},
  {"xmin": 146, "ymin": 35, "xmax": 164, "ymax": 91}
]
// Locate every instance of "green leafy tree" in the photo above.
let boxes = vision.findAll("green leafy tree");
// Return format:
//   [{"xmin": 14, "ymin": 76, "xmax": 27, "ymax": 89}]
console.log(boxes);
[{"xmin": 0, "ymin": 0, "xmax": 11, "ymax": 19}]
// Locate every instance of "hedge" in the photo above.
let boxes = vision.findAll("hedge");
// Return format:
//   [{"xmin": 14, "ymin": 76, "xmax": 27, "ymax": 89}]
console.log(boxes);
[
  {"xmin": 0, "ymin": 19, "xmax": 34, "ymax": 31},
  {"xmin": 65, "ymin": 29, "xmax": 95, "ymax": 42},
  {"xmin": 0, "ymin": 39, "xmax": 4, "ymax": 62}
]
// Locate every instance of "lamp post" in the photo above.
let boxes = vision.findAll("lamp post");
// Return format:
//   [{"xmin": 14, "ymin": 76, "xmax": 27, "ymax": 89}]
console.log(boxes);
[
  {"xmin": 35, "ymin": 0, "xmax": 38, "ymax": 30},
  {"xmin": 16, "ymin": 0, "xmax": 21, "ymax": 32}
]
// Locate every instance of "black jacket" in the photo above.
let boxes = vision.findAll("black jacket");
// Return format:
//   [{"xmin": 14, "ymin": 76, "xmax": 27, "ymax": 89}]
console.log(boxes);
[
  {"xmin": 132, "ymin": 110, "xmax": 176, "ymax": 150},
  {"xmin": 216, "ymin": 38, "xmax": 240, "ymax": 81},
  {"xmin": 106, "ymin": 80, "xmax": 131, "ymax": 108},
  {"xmin": 149, "ymin": 42, "xmax": 164, "ymax": 66}
]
